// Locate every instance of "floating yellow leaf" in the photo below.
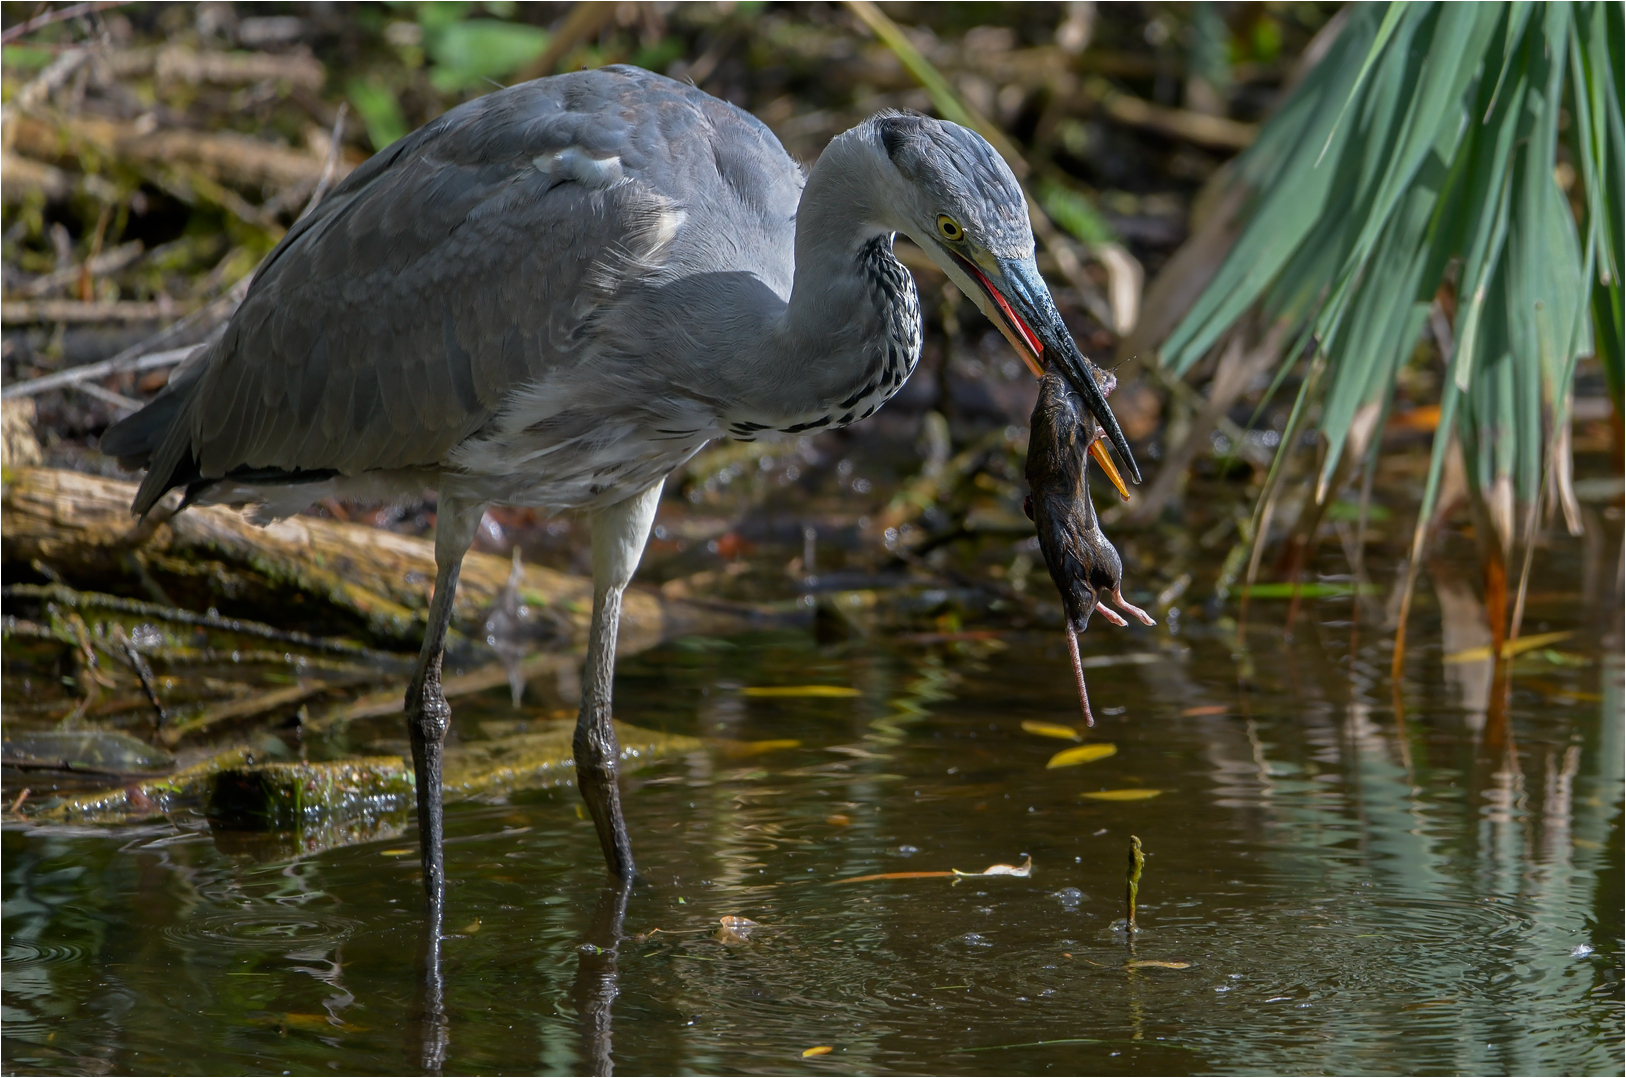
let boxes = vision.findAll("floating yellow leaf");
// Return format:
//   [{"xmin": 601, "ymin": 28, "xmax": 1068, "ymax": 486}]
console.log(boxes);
[
  {"xmin": 1181, "ymin": 704, "xmax": 1227, "ymax": 717},
  {"xmin": 1047, "ymin": 743, "xmax": 1117, "ymax": 768},
  {"xmin": 741, "ymin": 686, "xmax": 861, "ymax": 698},
  {"xmin": 802, "ymin": 1046, "xmax": 833, "ymax": 1057},
  {"xmin": 461, "ymin": 919, "xmax": 482, "ymax": 934},
  {"xmin": 713, "ymin": 737, "xmax": 804, "ymax": 757},
  {"xmin": 1083, "ymin": 788, "xmax": 1162, "ymax": 801},
  {"xmin": 380, "ymin": 848, "xmax": 415, "ymax": 857},
  {"xmin": 1444, "ymin": 630, "xmax": 1571, "ymax": 664},
  {"xmin": 1022, "ymin": 720, "xmax": 1081, "ymax": 741},
  {"xmin": 1126, "ymin": 960, "xmax": 1190, "ymax": 969}
]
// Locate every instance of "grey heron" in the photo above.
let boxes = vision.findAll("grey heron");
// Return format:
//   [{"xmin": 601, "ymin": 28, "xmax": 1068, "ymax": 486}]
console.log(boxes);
[{"xmin": 103, "ymin": 65, "xmax": 1139, "ymax": 908}]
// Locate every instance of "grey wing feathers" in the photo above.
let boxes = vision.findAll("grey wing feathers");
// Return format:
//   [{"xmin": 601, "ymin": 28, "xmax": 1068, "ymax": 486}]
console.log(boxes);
[{"xmin": 121, "ymin": 66, "xmax": 803, "ymax": 515}]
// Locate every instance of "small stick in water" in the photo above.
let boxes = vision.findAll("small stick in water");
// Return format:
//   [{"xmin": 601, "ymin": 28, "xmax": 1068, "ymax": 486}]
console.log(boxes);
[{"xmin": 1126, "ymin": 834, "xmax": 1144, "ymax": 932}]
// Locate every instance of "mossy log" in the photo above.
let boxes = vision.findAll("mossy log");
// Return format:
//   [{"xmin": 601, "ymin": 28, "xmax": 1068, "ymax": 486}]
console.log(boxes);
[
  {"xmin": 34, "ymin": 722, "xmax": 701, "ymax": 828},
  {"xmin": 209, "ymin": 757, "xmax": 414, "ymax": 829},
  {"xmin": 2, "ymin": 467, "xmax": 749, "ymax": 648}
]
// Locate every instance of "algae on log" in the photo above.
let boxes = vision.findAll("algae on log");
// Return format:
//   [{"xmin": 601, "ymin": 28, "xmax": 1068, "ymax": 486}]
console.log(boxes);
[
  {"xmin": 443, "ymin": 721, "xmax": 704, "ymax": 801},
  {"xmin": 209, "ymin": 757, "xmax": 414, "ymax": 828},
  {"xmin": 37, "ymin": 746, "xmax": 255, "ymax": 823},
  {"xmin": 2, "ymin": 467, "xmax": 755, "ymax": 648},
  {"xmin": 32, "ymin": 722, "xmax": 702, "ymax": 827}
]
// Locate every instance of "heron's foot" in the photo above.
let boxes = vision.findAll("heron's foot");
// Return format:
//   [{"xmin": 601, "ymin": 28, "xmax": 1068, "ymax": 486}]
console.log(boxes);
[
  {"xmin": 406, "ymin": 670, "xmax": 453, "ymax": 909},
  {"xmin": 574, "ymin": 713, "xmax": 637, "ymax": 883},
  {"xmin": 1109, "ymin": 585, "xmax": 1156, "ymax": 626}
]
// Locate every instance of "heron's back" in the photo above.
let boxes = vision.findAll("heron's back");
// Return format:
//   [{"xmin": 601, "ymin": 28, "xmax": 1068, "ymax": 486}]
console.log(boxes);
[{"xmin": 105, "ymin": 65, "xmax": 806, "ymax": 515}]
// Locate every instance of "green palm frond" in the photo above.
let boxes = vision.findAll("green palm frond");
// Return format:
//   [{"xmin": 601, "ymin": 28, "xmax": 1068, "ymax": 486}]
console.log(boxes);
[{"xmin": 1162, "ymin": 1, "xmax": 1623, "ymax": 552}]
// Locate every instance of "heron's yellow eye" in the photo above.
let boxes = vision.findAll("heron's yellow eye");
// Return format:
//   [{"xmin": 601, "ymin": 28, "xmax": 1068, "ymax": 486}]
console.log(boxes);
[{"xmin": 937, "ymin": 215, "xmax": 964, "ymax": 241}]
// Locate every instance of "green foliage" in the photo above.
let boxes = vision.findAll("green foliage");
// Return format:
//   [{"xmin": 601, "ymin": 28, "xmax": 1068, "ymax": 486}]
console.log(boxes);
[
  {"xmin": 1162, "ymin": 2, "xmax": 1623, "ymax": 528},
  {"xmin": 1038, "ymin": 180, "xmax": 1115, "ymax": 247},
  {"xmin": 1, "ymin": 45, "xmax": 53, "ymax": 72},
  {"xmin": 346, "ymin": 74, "xmax": 409, "ymax": 150},
  {"xmin": 423, "ymin": 17, "xmax": 548, "ymax": 92}
]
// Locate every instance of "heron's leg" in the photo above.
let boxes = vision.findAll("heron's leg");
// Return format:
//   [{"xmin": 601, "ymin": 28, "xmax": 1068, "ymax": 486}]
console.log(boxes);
[
  {"xmin": 407, "ymin": 496, "xmax": 486, "ymax": 910},
  {"xmin": 577, "ymin": 480, "xmax": 665, "ymax": 882}
]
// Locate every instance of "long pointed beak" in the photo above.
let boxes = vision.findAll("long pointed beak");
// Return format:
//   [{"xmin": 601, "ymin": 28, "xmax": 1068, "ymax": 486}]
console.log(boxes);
[{"xmin": 950, "ymin": 253, "xmax": 1142, "ymax": 485}]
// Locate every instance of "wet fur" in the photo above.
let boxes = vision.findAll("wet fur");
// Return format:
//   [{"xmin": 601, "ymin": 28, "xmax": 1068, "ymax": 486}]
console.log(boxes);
[{"xmin": 1026, "ymin": 367, "xmax": 1131, "ymax": 725}]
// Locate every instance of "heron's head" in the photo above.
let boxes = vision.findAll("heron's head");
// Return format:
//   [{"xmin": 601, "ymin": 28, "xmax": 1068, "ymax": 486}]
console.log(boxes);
[{"xmin": 867, "ymin": 111, "xmax": 1139, "ymax": 488}]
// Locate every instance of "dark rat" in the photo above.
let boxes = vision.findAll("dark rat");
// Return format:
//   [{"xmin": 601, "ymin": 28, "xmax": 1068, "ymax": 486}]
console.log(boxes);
[{"xmin": 1026, "ymin": 366, "xmax": 1153, "ymax": 724}]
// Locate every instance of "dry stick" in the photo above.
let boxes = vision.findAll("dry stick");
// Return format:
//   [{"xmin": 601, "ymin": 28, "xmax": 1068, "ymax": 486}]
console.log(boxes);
[
  {"xmin": 1503, "ymin": 468, "xmax": 1549, "ymax": 688},
  {"xmin": 0, "ymin": 1, "xmax": 125, "ymax": 46},
  {"xmin": 1235, "ymin": 351, "xmax": 1325, "ymax": 650},
  {"xmin": 3, "ymin": 583, "xmax": 394, "ymax": 660},
  {"xmin": 2, "ymin": 279, "xmax": 246, "ymax": 399},
  {"xmin": 843, "ymin": 0, "xmax": 1120, "ymax": 330},
  {"xmin": 298, "ymin": 103, "xmax": 348, "ymax": 220},
  {"xmin": 0, "ymin": 299, "xmax": 189, "ymax": 324},
  {"xmin": 73, "ymin": 379, "xmax": 140, "ymax": 411},
  {"xmin": 9, "ymin": 788, "xmax": 30, "ymax": 814},
  {"xmin": 0, "ymin": 757, "xmax": 167, "ymax": 778},
  {"xmin": 516, "ymin": 1, "xmax": 615, "ymax": 82},
  {"xmin": 113, "ymin": 626, "xmax": 167, "ymax": 727},
  {"xmin": 1347, "ymin": 440, "xmax": 1380, "ymax": 672},
  {"xmin": 1392, "ymin": 304, "xmax": 1461, "ymax": 687},
  {"xmin": 1125, "ymin": 834, "xmax": 1144, "ymax": 932},
  {"xmin": 4, "ymin": 107, "xmax": 344, "ymax": 406},
  {"xmin": 159, "ymin": 674, "xmax": 376, "ymax": 746},
  {"xmin": 12, "ymin": 240, "xmax": 144, "ymax": 299}
]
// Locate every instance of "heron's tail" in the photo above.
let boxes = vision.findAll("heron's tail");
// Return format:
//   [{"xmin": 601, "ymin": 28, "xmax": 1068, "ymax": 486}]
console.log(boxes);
[{"xmin": 101, "ymin": 343, "xmax": 211, "ymax": 516}]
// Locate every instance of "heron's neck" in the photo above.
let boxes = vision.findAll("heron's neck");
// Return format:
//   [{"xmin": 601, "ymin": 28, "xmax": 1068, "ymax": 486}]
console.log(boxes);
[{"xmin": 744, "ymin": 133, "xmax": 919, "ymax": 430}]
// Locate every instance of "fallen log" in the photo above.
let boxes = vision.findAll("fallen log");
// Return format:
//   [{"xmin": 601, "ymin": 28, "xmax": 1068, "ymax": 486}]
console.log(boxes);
[
  {"xmin": 2, "ymin": 466, "xmax": 760, "ymax": 648},
  {"xmin": 1, "ymin": 298, "xmax": 189, "ymax": 325}
]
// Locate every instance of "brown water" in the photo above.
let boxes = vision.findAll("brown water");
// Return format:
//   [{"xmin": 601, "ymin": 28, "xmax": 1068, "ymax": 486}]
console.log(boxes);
[{"xmin": 4, "ymin": 559, "xmax": 1622, "ymax": 1075}]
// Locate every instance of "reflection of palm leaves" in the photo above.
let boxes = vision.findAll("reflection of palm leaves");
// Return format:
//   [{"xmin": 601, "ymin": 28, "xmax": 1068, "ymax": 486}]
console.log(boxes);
[{"xmin": 1164, "ymin": 2, "xmax": 1622, "ymax": 554}]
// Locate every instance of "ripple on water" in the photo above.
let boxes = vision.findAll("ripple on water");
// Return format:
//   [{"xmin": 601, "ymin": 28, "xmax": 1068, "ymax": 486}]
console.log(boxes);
[
  {"xmin": 4, "ymin": 940, "xmax": 89, "ymax": 965},
  {"xmin": 163, "ymin": 910, "xmax": 358, "ymax": 952}
]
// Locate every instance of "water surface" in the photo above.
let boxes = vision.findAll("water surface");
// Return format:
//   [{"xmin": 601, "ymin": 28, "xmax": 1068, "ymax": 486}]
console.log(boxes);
[{"xmin": 4, "ymin": 577, "xmax": 1622, "ymax": 1075}]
